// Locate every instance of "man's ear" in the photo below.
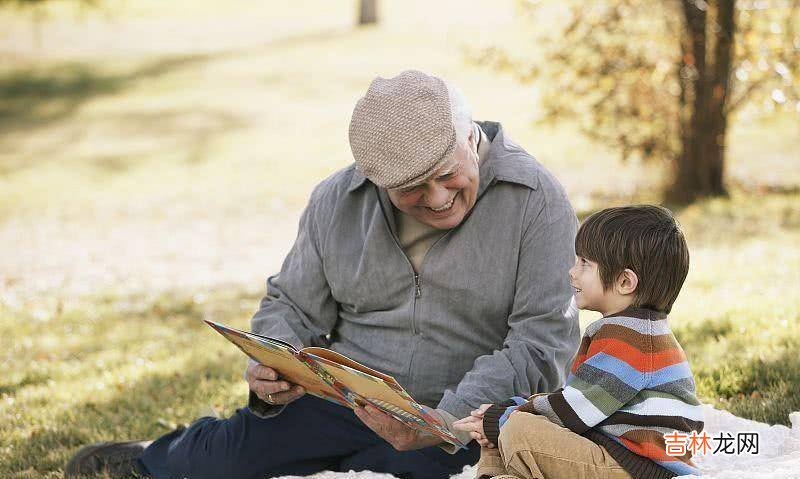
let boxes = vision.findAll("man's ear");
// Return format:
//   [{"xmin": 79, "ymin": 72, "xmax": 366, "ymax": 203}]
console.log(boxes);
[{"xmin": 616, "ymin": 269, "xmax": 638, "ymax": 296}]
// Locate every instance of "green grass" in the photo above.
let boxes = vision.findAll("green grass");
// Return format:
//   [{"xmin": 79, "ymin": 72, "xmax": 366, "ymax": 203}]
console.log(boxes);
[
  {"xmin": 0, "ymin": 290, "xmax": 255, "ymax": 478},
  {"xmin": 674, "ymin": 192, "xmax": 800, "ymax": 424},
  {"xmin": 1, "ymin": 0, "xmax": 799, "ymax": 477}
]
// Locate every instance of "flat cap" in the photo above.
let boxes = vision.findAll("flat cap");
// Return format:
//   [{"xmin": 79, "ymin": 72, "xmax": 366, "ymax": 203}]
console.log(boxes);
[{"xmin": 348, "ymin": 70, "xmax": 457, "ymax": 189}]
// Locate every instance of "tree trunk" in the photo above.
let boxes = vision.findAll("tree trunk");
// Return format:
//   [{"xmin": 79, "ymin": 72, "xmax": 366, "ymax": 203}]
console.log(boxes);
[
  {"xmin": 358, "ymin": 0, "xmax": 378, "ymax": 25},
  {"xmin": 670, "ymin": 0, "xmax": 709, "ymax": 203},
  {"xmin": 669, "ymin": 0, "xmax": 732, "ymax": 204},
  {"xmin": 707, "ymin": 0, "xmax": 735, "ymax": 197}
]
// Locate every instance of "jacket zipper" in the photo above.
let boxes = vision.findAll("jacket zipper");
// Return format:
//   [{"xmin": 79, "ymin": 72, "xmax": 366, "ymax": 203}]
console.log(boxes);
[
  {"xmin": 376, "ymin": 191, "xmax": 422, "ymax": 335},
  {"xmin": 375, "ymin": 187, "xmax": 454, "ymax": 334}
]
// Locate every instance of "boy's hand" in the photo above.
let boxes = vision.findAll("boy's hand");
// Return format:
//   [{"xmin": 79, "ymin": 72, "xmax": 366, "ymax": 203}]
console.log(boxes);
[
  {"xmin": 470, "ymin": 403, "xmax": 493, "ymax": 418},
  {"xmin": 453, "ymin": 405, "xmax": 495, "ymax": 448}
]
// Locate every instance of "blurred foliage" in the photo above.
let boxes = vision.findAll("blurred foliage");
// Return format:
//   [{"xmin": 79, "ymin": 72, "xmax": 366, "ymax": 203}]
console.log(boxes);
[{"xmin": 475, "ymin": 0, "xmax": 800, "ymax": 203}]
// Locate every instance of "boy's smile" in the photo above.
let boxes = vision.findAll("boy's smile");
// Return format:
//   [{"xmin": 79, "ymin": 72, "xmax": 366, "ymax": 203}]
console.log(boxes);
[
  {"xmin": 569, "ymin": 256, "xmax": 607, "ymax": 313},
  {"xmin": 569, "ymin": 255, "xmax": 639, "ymax": 317}
]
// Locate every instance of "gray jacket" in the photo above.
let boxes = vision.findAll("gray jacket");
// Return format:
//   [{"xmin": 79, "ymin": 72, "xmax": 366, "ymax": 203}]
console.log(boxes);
[{"xmin": 249, "ymin": 122, "xmax": 580, "ymax": 421}]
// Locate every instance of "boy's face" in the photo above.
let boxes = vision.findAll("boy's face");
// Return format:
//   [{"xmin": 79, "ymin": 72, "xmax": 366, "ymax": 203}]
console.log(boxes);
[{"xmin": 569, "ymin": 256, "xmax": 612, "ymax": 315}]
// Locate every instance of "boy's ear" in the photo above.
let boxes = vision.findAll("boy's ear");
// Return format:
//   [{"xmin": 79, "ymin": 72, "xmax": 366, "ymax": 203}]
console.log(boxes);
[{"xmin": 616, "ymin": 269, "xmax": 638, "ymax": 296}]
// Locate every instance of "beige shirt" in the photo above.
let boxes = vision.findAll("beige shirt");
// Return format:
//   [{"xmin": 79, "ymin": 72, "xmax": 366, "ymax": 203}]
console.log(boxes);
[{"xmin": 395, "ymin": 213, "xmax": 446, "ymax": 273}]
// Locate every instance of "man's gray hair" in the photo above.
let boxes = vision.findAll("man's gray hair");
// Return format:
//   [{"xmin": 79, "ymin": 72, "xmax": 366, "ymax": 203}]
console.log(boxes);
[{"xmin": 444, "ymin": 80, "xmax": 473, "ymax": 147}]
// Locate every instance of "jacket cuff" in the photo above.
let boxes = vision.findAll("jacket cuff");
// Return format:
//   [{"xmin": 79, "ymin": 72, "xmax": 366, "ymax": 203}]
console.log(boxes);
[
  {"xmin": 436, "ymin": 390, "xmax": 473, "ymax": 420},
  {"xmin": 248, "ymin": 390, "xmax": 287, "ymax": 419},
  {"xmin": 433, "ymin": 408, "xmax": 474, "ymax": 454},
  {"xmin": 483, "ymin": 400, "xmax": 516, "ymax": 446}
]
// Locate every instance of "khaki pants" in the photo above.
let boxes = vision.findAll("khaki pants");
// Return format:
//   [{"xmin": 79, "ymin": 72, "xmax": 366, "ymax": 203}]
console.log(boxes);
[{"xmin": 475, "ymin": 412, "xmax": 633, "ymax": 479}]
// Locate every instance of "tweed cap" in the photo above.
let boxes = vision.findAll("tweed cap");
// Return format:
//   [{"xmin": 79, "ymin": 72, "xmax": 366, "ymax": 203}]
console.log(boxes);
[{"xmin": 349, "ymin": 70, "xmax": 457, "ymax": 189}]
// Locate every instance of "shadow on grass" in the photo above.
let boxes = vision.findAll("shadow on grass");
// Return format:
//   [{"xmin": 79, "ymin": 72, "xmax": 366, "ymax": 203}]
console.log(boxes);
[
  {"xmin": 0, "ymin": 26, "xmax": 353, "ymax": 135},
  {"xmin": 2, "ymin": 353, "xmax": 244, "ymax": 477},
  {"xmin": 0, "ymin": 288, "xmax": 252, "ymax": 476},
  {"xmin": 0, "ymin": 53, "xmax": 215, "ymax": 131},
  {"xmin": 0, "ymin": 26, "xmax": 357, "ymax": 178},
  {"xmin": 695, "ymin": 347, "xmax": 800, "ymax": 426},
  {"xmin": 673, "ymin": 316, "xmax": 734, "ymax": 351},
  {"xmin": 0, "ymin": 293, "xmax": 212, "ymax": 376},
  {"xmin": 673, "ymin": 314, "xmax": 800, "ymax": 426},
  {"xmin": 0, "ymin": 371, "xmax": 49, "ymax": 397},
  {"xmin": 0, "ymin": 53, "xmax": 234, "ymax": 176}
]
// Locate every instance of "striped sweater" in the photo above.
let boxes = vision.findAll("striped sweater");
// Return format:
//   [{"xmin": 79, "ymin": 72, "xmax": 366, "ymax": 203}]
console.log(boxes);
[{"xmin": 483, "ymin": 307, "xmax": 704, "ymax": 478}]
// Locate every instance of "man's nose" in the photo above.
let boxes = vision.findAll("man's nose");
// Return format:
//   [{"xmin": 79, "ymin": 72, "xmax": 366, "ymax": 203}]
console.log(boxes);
[{"xmin": 426, "ymin": 183, "xmax": 451, "ymax": 207}]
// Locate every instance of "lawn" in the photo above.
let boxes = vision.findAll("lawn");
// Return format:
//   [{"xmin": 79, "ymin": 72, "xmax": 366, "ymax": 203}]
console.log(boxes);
[{"xmin": 1, "ymin": 1, "xmax": 799, "ymax": 477}]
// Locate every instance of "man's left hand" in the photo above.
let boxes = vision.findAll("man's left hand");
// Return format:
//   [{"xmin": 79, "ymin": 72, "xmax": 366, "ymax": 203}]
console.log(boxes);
[{"xmin": 353, "ymin": 405, "xmax": 443, "ymax": 451}]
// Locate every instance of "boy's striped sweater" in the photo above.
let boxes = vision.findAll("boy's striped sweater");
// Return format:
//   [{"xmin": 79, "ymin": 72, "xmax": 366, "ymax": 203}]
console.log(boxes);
[{"xmin": 483, "ymin": 307, "xmax": 704, "ymax": 479}]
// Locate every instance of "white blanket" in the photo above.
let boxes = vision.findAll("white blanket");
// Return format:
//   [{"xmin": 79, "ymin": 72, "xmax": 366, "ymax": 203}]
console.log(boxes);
[{"xmin": 299, "ymin": 406, "xmax": 800, "ymax": 479}]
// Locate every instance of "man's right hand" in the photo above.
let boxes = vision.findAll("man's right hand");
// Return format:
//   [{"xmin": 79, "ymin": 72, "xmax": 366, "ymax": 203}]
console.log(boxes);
[{"xmin": 246, "ymin": 359, "xmax": 305, "ymax": 406}]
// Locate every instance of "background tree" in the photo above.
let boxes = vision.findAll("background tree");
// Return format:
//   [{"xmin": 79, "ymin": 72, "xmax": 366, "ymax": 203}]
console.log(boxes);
[
  {"xmin": 477, "ymin": 0, "xmax": 799, "ymax": 203},
  {"xmin": 358, "ymin": 0, "xmax": 378, "ymax": 26}
]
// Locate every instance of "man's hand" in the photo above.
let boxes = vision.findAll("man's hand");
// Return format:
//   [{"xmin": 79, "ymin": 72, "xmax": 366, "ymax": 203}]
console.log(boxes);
[
  {"xmin": 246, "ymin": 359, "xmax": 305, "ymax": 406},
  {"xmin": 353, "ymin": 404, "xmax": 443, "ymax": 451}
]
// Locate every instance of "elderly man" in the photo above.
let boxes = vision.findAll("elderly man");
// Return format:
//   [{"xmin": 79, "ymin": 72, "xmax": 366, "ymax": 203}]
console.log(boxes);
[{"xmin": 66, "ymin": 70, "xmax": 580, "ymax": 479}]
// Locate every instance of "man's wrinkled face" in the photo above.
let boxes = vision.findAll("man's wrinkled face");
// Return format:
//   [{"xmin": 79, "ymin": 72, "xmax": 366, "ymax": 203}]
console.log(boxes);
[{"xmin": 386, "ymin": 132, "xmax": 480, "ymax": 230}]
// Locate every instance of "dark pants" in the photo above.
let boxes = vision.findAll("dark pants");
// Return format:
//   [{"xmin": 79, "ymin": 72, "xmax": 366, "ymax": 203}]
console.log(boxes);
[{"xmin": 139, "ymin": 395, "xmax": 479, "ymax": 479}]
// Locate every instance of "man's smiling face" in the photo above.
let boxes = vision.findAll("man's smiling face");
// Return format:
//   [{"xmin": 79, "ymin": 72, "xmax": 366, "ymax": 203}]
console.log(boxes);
[{"xmin": 386, "ymin": 133, "xmax": 480, "ymax": 230}]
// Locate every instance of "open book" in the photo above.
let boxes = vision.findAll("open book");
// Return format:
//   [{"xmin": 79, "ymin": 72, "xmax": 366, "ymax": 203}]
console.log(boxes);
[{"xmin": 204, "ymin": 320, "xmax": 466, "ymax": 448}]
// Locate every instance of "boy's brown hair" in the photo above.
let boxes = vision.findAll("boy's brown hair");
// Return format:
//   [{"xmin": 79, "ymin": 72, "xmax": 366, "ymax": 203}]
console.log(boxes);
[{"xmin": 575, "ymin": 205, "xmax": 689, "ymax": 313}]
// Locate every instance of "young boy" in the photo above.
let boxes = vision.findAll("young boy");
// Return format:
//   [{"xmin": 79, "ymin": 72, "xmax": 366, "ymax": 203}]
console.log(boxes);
[{"xmin": 454, "ymin": 205, "xmax": 704, "ymax": 479}]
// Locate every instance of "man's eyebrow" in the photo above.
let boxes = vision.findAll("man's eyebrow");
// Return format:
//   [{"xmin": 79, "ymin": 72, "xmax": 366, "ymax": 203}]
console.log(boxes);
[
  {"xmin": 436, "ymin": 161, "xmax": 461, "ymax": 176},
  {"xmin": 396, "ymin": 184, "xmax": 421, "ymax": 193}
]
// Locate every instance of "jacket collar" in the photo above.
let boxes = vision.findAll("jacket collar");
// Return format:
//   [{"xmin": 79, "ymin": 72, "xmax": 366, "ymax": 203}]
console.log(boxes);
[
  {"xmin": 476, "ymin": 121, "xmax": 539, "ymax": 198},
  {"xmin": 347, "ymin": 121, "xmax": 539, "ymax": 194},
  {"xmin": 347, "ymin": 168, "xmax": 369, "ymax": 192}
]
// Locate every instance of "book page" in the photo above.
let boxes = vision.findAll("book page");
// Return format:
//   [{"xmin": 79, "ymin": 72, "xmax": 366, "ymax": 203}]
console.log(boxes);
[
  {"xmin": 302, "ymin": 347, "xmax": 398, "ymax": 385},
  {"xmin": 203, "ymin": 321, "xmax": 348, "ymax": 407},
  {"xmin": 301, "ymin": 350, "xmax": 463, "ymax": 447}
]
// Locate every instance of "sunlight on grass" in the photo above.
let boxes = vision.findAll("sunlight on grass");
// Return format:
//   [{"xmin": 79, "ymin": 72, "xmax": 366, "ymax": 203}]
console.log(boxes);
[{"xmin": 1, "ymin": 291, "xmax": 255, "ymax": 477}]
